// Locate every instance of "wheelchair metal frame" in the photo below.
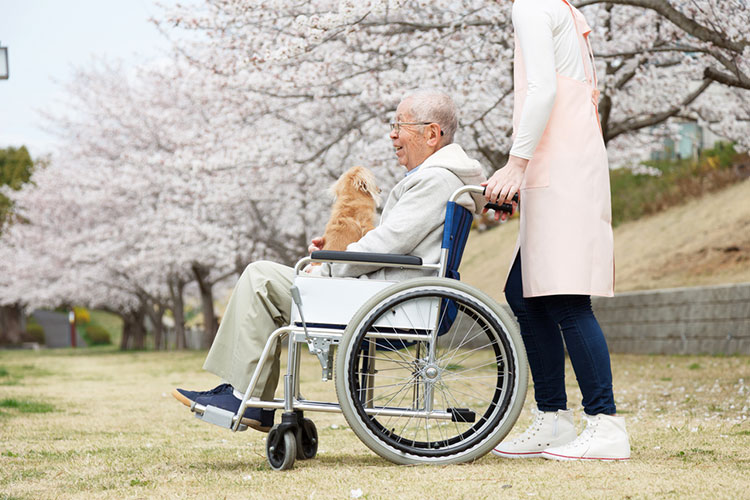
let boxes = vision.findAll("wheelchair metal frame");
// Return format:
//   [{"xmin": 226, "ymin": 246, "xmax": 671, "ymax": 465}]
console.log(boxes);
[{"xmin": 192, "ymin": 185, "xmax": 484, "ymax": 430}]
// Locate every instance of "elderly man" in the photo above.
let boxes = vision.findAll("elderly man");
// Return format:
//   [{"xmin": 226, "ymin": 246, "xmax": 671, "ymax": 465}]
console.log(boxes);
[{"xmin": 173, "ymin": 89, "xmax": 486, "ymax": 432}]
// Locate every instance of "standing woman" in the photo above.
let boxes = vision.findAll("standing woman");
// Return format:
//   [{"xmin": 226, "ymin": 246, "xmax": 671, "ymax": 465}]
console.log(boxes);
[{"xmin": 485, "ymin": 0, "xmax": 630, "ymax": 460}]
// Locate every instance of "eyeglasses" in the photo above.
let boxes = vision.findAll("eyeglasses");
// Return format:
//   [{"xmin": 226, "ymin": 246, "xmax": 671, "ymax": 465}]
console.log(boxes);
[{"xmin": 390, "ymin": 121, "xmax": 444, "ymax": 135}]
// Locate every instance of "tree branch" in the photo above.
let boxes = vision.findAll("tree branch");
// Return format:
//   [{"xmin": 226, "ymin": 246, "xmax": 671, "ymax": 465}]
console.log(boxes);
[
  {"xmin": 575, "ymin": 0, "xmax": 747, "ymax": 54},
  {"xmin": 605, "ymin": 77, "xmax": 713, "ymax": 141},
  {"xmin": 704, "ymin": 67, "xmax": 750, "ymax": 90}
]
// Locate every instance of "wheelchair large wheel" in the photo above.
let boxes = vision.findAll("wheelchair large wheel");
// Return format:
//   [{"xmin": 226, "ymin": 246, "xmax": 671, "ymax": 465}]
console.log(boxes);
[{"xmin": 335, "ymin": 277, "xmax": 528, "ymax": 465}]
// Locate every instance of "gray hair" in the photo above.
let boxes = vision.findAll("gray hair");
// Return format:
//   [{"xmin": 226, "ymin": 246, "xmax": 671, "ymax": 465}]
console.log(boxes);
[{"xmin": 404, "ymin": 89, "xmax": 458, "ymax": 145}]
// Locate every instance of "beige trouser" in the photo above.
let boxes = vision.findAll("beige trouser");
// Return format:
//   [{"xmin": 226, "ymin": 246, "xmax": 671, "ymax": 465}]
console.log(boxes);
[{"xmin": 203, "ymin": 260, "xmax": 295, "ymax": 400}]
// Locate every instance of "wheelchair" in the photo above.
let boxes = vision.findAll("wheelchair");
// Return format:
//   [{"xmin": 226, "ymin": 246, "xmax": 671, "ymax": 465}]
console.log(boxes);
[{"xmin": 191, "ymin": 185, "xmax": 528, "ymax": 470}]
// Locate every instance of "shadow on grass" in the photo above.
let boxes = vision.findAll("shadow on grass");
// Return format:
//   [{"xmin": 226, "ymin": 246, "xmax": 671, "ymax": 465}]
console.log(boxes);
[
  {"xmin": 308, "ymin": 453, "xmax": 392, "ymax": 468},
  {"xmin": 189, "ymin": 452, "xmax": 392, "ymax": 472}
]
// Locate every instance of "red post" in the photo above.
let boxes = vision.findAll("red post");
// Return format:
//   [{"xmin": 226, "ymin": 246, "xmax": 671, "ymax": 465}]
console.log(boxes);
[{"xmin": 68, "ymin": 310, "xmax": 77, "ymax": 348}]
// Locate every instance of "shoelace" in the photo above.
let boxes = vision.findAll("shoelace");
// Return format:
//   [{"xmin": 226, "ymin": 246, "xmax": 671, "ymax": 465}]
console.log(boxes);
[
  {"xmin": 514, "ymin": 409, "xmax": 547, "ymax": 443},
  {"xmin": 559, "ymin": 415, "xmax": 598, "ymax": 449},
  {"xmin": 204, "ymin": 383, "xmax": 232, "ymax": 396}
]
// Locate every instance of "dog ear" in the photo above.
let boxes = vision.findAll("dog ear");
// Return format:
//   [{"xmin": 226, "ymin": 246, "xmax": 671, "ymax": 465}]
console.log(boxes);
[
  {"xmin": 354, "ymin": 167, "xmax": 382, "ymax": 207},
  {"xmin": 371, "ymin": 184, "xmax": 382, "ymax": 208}
]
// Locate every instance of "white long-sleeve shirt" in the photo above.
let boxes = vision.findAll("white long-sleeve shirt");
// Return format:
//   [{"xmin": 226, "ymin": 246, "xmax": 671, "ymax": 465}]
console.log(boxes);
[{"xmin": 510, "ymin": 0, "xmax": 590, "ymax": 160}]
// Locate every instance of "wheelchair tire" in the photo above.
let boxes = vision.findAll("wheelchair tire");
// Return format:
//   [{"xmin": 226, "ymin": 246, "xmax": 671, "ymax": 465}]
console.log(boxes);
[
  {"xmin": 296, "ymin": 418, "xmax": 318, "ymax": 460},
  {"xmin": 335, "ymin": 277, "xmax": 528, "ymax": 465},
  {"xmin": 266, "ymin": 427, "xmax": 296, "ymax": 471}
]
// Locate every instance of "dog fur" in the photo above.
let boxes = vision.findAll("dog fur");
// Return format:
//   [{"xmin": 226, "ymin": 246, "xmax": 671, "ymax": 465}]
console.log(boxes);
[{"xmin": 321, "ymin": 166, "xmax": 381, "ymax": 252}]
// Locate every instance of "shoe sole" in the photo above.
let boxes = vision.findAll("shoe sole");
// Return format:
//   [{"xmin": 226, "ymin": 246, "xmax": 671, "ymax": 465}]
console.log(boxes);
[
  {"xmin": 541, "ymin": 451, "xmax": 630, "ymax": 461},
  {"xmin": 172, "ymin": 389, "xmax": 193, "ymax": 407},
  {"xmin": 172, "ymin": 389, "xmax": 271, "ymax": 433},
  {"xmin": 492, "ymin": 450, "xmax": 543, "ymax": 458}
]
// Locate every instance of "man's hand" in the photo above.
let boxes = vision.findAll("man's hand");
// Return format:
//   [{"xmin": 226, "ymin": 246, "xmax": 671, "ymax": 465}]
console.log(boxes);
[
  {"xmin": 482, "ymin": 155, "xmax": 529, "ymax": 222},
  {"xmin": 308, "ymin": 236, "xmax": 325, "ymax": 255},
  {"xmin": 305, "ymin": 236, "xmax": 326, "ymax": 274}
]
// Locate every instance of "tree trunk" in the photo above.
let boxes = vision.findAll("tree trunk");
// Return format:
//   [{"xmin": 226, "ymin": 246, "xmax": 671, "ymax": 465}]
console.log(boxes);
[
  {"xmin": 102, "ymin": 308, "xmax": 129, "ymax": 350},
  {"xmin": 0, "ymin": 304, "xmax": 24, "ymax": 345},
  {"xmin": 192, "ymin": 263, "xmax": 218, "ymax": 349},
  {"xmin": 169, "ymin": 277, "xmax": 187, "ymax": 350},
  {"xmin": 121, "ymin": 308, "xmax": 146, "ymax": 350},
  {"xmin": 120, "ymin": 314, "xmax": 132, "ymax": 350},
  {"xmin": 131, "ymin": 306, "xmax": 147, "ymax": 350},
  {"xmin": 152, "ymin": 303, "xmax": 166, "ymax": 350},
  {"xmin": 143, "ymin": 297, "xmax": 166, "ymax": 350}
]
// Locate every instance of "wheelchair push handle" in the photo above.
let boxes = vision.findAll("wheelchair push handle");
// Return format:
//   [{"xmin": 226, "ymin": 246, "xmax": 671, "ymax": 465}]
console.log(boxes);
[{"xmin": 481, "ymin": 187, "xmax": 519, "ymax": 215}]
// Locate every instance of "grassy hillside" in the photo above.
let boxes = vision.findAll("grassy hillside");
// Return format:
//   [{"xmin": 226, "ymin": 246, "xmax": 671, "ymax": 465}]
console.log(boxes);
[
  {"xmin": 460, "ymin": 177, "xmax": 750, "ymax": 302},
  {"xmin": 609, "ymin": 143, "xmax": 744, "ymax": 226}
]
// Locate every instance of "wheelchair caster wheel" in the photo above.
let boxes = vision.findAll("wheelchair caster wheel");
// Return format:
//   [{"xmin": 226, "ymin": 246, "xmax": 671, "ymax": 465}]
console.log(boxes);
[
  {"xmin": 296, "ymin": 418, "xmax": 318, "ymax": 460},
  {"xmin": 266, "ymin": 427, "xmax": 296, "ymax": 471}
]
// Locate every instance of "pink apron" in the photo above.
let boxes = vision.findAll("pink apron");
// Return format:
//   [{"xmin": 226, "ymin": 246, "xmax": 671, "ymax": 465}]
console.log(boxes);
[{"xmin": 511, "ymin": 0, "xmax": 614, "ymax": 298}]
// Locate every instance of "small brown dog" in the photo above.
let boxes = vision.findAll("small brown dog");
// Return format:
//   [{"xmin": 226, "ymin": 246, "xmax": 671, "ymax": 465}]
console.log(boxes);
[{"xmin": 321, "ymin": 166, "xmax": 381, "ymax": 251}]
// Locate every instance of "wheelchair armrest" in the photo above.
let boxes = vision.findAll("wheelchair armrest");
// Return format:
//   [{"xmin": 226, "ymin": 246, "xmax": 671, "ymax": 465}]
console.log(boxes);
[{"xmin": 310, "ymin": 250, "xmax": 423, "ymax": 266}]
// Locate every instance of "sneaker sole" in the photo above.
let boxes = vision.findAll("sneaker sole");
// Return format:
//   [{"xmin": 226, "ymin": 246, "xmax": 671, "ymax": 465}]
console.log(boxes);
[
  {"xmin": 541, "ymin": 451, "xmax": 630, "ymax": 461},
  {"xmin": 173, "ymin": 390, "xmax": 271, "ymax": 433},
  {"xmin": 492, "ymin": 449, "xmax": 543, "ymax": 458},
  {"xmin": 172, "ymin": 389, "xmax": 193, "ymax": 407}
]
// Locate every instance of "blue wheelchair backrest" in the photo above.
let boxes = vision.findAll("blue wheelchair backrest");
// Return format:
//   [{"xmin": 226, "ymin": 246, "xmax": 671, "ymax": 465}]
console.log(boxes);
[
  {"xmin": 441, "ymin": 201, "xmax": 474, "ymax": 280},
  {"xmin": 430, "ymin": 201, "xmax": 474, "ymax": 338}
]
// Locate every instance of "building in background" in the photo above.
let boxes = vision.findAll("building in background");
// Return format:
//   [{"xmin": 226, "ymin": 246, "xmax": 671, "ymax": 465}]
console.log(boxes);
[{"xmin": 651, "ymin": 120, "xmax": 724, "ymax": 161}]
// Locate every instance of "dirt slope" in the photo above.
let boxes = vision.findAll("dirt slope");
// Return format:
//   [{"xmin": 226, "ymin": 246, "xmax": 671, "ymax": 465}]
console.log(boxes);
[{"xmin": 459, "ymin": 178, "xmax": 750, "ymax": 302}]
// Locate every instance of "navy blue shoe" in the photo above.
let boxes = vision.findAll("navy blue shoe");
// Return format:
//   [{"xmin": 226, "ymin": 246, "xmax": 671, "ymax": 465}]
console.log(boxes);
[
  {"xmin": 194, "ymin": 385, "xmax": 275, "ymax": 432},
  {"xmin": 172, "ymin": 383, "xmax": 233, "ymax": 407}
]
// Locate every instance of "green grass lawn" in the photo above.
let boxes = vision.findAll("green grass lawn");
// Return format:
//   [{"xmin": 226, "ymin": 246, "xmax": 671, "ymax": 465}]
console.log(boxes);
[{"xmin": 0, "ymin": 349, "xmax": 748, "ymax": 499}]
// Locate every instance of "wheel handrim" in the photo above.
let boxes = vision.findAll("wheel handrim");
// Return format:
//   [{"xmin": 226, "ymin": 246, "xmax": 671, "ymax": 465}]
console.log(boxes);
[{"xmin": 345, "ymin": 287, "xmax": 517, "ymax": 458}]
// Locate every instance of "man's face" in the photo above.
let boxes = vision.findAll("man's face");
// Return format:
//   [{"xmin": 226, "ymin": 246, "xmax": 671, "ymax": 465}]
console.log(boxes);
[{"xmin": 390, "ymin": 99, "xmax": 433, "ymax": 170}]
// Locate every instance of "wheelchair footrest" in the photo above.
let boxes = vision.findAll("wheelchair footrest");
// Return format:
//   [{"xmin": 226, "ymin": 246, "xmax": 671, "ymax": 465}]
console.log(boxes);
[{"xmin": 191, "ymin": 402, "xmax": 248, "ymax": 431}]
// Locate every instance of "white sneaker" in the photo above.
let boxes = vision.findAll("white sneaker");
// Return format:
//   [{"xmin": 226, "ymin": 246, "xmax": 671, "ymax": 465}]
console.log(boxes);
[
  {"xmin": 492, "ymin": 409, "xmax": 576, "ymax": 458},
  {"xmin": 542, "ymin": 413, "xmax": 630, "ymax": 461}
]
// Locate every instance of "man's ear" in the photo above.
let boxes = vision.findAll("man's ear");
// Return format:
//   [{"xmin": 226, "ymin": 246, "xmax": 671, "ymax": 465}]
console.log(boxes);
[{"xmin": 426, "ymin": 123, "xmax": 442, "ymax": 147}]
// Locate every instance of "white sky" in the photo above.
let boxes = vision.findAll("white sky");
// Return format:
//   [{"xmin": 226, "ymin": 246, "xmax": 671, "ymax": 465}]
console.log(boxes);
[{"xmin": 0, "ymin": 0, "xmax": 175, "ymax": 158}]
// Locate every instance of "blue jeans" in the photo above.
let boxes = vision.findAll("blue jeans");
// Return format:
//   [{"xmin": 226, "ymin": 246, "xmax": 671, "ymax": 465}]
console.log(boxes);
[{"xmin": 505, "ymin": 254, "xmax": 616, "ymax": 415}]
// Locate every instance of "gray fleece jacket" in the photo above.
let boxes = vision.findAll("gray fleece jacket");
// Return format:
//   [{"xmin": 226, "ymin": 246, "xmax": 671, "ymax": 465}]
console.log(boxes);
[{"xmin": 331, "ymin": 143, "xmax": 486, "ymax": 281}]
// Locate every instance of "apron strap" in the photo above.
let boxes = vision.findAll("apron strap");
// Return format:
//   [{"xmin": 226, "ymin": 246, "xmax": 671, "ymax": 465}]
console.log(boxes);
[
  {"xmin": 560, "ymin": 0, "xmax": 603, "ymax": 135},
  {"xmin": 560, "ymin": 0, "xmax": 598, "ymax": 89},
  {"xmin": 584, "ymin": 33, "xmax": 598, "ymax": 90}
]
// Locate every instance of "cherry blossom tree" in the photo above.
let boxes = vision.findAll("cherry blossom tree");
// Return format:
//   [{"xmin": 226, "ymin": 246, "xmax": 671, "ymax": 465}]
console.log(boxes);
[
  {"xmin": 1, "ymin": 59, "xmax": 229, "ymax": 348},
  {"xmin": 580, "ymin": 1, "xmax": 749, "ymax": 162},
  {"xmin": 157, "ymin": 0, "xmax": 748, "ymax": 166},
  {"xmin": 582, "ymin": 0, "xmax": 749, "ymax": 88},
  {"xmin": 2, "ymin": 53, "xmax": 356, "ymax": 348},
  {"xmin": 2, "ymin": 0, "xmax": 747, "ymax": 349}
]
